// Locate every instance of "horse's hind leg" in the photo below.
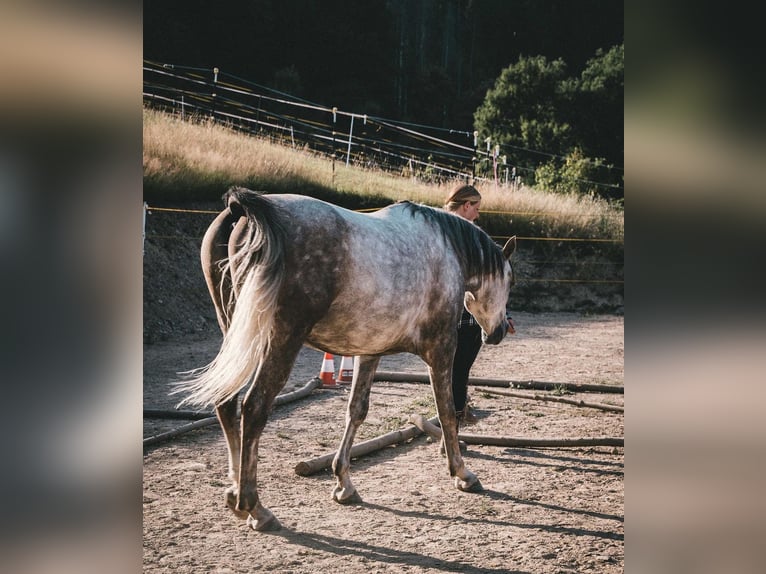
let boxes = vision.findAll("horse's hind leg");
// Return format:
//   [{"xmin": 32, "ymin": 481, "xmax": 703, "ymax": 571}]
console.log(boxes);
[
  {"xmin": 215, "ymin": 397, "xmax": 247, "ymax": 518},
  {"xmin": 332, "ymin": 355, "xmax": 380, "ymax": 504},
  {"xmin": 236, "ymin": 336, "xmax": 304, "ymax": 531},
  {"xmin": 202, "ymin": 208, "xmax": 248, "ymax": 516},
  {"xmin": 200, "ymin": 208, "xmax": 240, "ymax": 514}
]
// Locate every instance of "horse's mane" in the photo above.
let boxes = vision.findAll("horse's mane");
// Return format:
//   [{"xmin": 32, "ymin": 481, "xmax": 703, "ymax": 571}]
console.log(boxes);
[{"xmin": 398, "ymin": 201, "xmax": 505, "ymax": 280}]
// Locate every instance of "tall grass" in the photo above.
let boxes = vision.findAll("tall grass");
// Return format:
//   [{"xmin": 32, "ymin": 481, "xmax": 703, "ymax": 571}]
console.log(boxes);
[{"xmin": 143, "ymin": 108, "xmax": 623, "ymax": 241}]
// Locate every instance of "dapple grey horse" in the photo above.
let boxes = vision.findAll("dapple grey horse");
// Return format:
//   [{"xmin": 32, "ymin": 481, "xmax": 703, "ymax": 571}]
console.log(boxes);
[{"xmin": 178, "ymin": 187, "xmax": 516, "ymax": 531}]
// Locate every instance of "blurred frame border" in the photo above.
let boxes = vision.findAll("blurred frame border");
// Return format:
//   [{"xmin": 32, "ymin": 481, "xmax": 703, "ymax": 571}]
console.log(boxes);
[
  {"xmin": 2, "ymin": 1, "xmax": 764, "ymax": 572},
  {"xmin": 629, "ymin": 2, "xmax": 766, "ymax": 572},
  {"xmin": 0, "ymin": 3, "xmax": 143, "ymax": 574}
]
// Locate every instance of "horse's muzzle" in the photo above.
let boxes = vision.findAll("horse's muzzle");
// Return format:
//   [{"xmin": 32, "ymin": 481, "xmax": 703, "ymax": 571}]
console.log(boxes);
[{"xmin": 482, "ymin": 321, "xmax": 507, "ymax": 345}]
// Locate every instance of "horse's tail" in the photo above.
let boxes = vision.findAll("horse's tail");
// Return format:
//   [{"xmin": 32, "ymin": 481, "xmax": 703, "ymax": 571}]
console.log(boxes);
[
  {"xmin": 176, "ymin": 188, "xmax": 287, "ymax": 408},
  {"xmin": 200, "ymin": 203, "xmax": 239, "ymax": 333}
]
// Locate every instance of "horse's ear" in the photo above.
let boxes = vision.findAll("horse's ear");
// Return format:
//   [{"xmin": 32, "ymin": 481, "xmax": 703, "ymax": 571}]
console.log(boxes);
[{"xmin": 502, "ymin": 236, "xmax": 516, "ymax": 259}]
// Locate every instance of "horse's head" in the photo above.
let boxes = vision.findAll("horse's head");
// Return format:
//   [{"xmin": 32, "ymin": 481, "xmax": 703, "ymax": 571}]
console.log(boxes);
[{"xmin": 463, "ymin": 236, "xmax": 516, "ymax": 345}]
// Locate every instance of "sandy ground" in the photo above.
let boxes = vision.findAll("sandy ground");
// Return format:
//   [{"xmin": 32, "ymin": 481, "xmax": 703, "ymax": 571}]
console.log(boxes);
[{"xmin": 143, "ymin": 311, "xmax": 623, "ymax": 573}]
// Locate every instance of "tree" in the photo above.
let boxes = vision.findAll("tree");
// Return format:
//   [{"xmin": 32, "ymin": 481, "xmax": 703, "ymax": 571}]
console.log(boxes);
[
  {"xmin": 534, "ymin": 147, "xmax": 608, "ymax": 197},
  {"xmin": 473, "ymin": 47, "xmax": 623, "ymax": 199},
  {"xmin": 144, "ymin": 1, "xmax": 622, "ymax": 127},
  {"xmin": 567, "ymin": 44, "xmax": 624, "ymax": 171},
  {"xmin": 473, "ymin": 54, "xmax": 572, "ymax": 180}
]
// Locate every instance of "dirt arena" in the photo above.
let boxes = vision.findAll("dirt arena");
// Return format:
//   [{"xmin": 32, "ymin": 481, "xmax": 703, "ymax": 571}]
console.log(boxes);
[{"xmin": 143, "ymin": 311, "xmax": 623, "ymax": 573}]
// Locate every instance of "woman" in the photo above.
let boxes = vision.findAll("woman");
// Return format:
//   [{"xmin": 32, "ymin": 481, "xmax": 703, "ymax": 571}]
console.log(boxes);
[{"xmin": 444, "ymin": 184, "xmax": 514, "ymax": 426}]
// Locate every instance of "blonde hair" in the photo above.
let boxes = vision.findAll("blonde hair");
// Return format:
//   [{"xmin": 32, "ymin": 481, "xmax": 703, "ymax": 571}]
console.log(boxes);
[{"xmin": 444, "ymin": 184, "xmax": 482, "ymax": 212}]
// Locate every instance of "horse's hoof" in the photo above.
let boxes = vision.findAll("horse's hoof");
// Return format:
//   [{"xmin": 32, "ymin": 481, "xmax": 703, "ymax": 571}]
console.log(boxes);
[
  {"xmin": 332, "ymin": 487, "xmax": 363, "ymax": 505},
  {"xmin": 247, "ymin": 512, "xmax": 282, "ymax": 532},
  {"xmin": 225, "ymin": 489, "xmax": 250, "ymax": 520},
  {"xmin": 455, "ymin": 475, "xmax": 484, "ymax": 493}
]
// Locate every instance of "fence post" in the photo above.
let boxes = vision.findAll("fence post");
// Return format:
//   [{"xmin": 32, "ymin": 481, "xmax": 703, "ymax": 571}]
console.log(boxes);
[
  {"xmin": 142, "ymin": 202, "xmax": 148, "ymax": 256},
  {"xmin": 332, "ymin": 107, "xmax": 337, "ymax": 181},
  {"xmin": 256, "ymin": 95, "xmax": 261, "ymax": 131},
  {"xmin": 211, "ymin": 67, "xmax": 219, "ymax": 122},
  {"xmin": 345, "ymin": 114, "xmax": 355, "ymax": 167}
]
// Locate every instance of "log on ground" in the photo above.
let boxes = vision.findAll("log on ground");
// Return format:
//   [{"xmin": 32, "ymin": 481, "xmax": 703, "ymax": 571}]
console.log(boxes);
[
  {"xmin": 408, "ymin": 414, "xmax": 623, "ymax": 448},
  {"xmin": 143, "ymin": 417, "xmax": 219, "ymax": 447},
  {"xmin": 373, "ymin": 371, "xmax": 623, "ymax": 393},
  {"xmin": 478, "ymin": 387, "xmax": 624, "ymax": 412},
  {"xmin": 144, "ymin": 378, "xmax": 322, "ymax": 447},
  {"xmin": 144, "ymin": 409, "xmax": 213, "ymax": 420},
  {"xmin": 294, "ymin": 415, "xmax": 440, "ymax": 476}
]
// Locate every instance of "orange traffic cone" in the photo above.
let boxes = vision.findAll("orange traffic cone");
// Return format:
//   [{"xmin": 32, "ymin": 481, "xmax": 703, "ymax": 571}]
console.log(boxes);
[
  {"xmin": 338, "ymin": 356, "xmax": 354, "ymax": 384},
  {"xmin": 319, "ymin": 352, "xmax": 337, "ymax": 388}
]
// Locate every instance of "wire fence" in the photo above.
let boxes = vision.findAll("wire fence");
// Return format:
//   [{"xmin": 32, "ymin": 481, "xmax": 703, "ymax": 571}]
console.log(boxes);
[
  {"xmin": 143, "ymin": 61, "xmax": 480, "ymax": 185},
  {"xmin": 143, "ymin": 60, "xmax": 622, "ymax": 192}
]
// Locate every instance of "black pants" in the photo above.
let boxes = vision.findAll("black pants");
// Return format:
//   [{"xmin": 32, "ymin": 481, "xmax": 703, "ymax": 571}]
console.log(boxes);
[{"xmin": 451, "ymin": 323, "xmax": 483, "ymax": 413}]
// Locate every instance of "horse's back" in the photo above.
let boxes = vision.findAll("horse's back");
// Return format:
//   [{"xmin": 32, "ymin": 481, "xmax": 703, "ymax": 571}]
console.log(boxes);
[
  {"xmin": 268, "ymin": 198, "xmax": 465, "ymax": 355},
  {"xmin": 208, "ymin": 190, "xmax": 468, "ymax": 359},
  {"xmin": 259, "ymin": 195, "xmax": 460, "ymax": 297}
]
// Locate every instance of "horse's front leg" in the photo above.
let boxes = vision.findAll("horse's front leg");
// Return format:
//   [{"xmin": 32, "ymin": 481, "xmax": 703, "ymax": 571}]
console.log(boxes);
[
  {"xmin": 236, "ymin": 340, "xmax": 303, "ymax": 531},
  {"xmin": 332, "ymin": 355, "xmax": 380, "ymax": 504},
  {"xmin": 215, "ymin": 396, "xmax": 248, "ymax": 519},
  {"xmin": 427, "ymin": 359, "xmax": 483, "ymax": 493}
]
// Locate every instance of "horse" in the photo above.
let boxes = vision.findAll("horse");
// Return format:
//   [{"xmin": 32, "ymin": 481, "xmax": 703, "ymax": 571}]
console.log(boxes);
[{"xmin": 177, "ymin": 187, "xmax": 516, "ymax": 531}]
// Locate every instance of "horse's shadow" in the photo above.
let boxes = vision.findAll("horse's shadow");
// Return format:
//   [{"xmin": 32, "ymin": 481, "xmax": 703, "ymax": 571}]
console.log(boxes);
[
  {"xmin": 479, "ymin": 489, "xmax": 624, "ymax": 526},
  {"xmin": 267, "ymin": 487, "xmax": 621, "ymax": 573},
  {"xmin": 270, "ymin": 527, "xmax": 531, "ymax": 574},
  {"xmin": 460, "ymin": 449, "xmax": 624, "ymax": 525},
  {"xmin": 361, "ymin": 497, "xmax": 623, "ymax": 538},
  {"xmin": 466, "ymin": 446, "xmax": 625, "ymax": 478}
]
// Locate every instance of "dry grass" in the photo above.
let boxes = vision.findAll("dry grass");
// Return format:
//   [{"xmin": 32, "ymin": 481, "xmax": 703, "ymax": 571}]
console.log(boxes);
[{"xmin": 143, "ymin": 108, "xmax": 623, "ymax": 240}]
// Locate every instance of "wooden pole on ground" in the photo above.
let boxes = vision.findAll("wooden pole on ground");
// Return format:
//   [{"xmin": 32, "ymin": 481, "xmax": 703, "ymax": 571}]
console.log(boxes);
[
  {"xmin": 408, "ymin": 414, "xmax": 623, "ymax": 448},
  {"xmin": 144, "ymin": 378, "xmax": 322, "ymax": 447},
  {"xmin": 274, "ymin": 377, "xmax": 323, "ymax": 406},
  {"xmin": 294, "ymin": 416, "xmax": 440, "ymax": 476},
  {"xmin": 478, "ymin": 387, "xmax": 624, "ymax": 413},
  {"xmin": 373, "ymin": 371, "xmax": 623, "ymax": 394},
  {"xmin": 408, "ymin": 414, "xmax": 443, "ymax": 440},
  {"xmin": 143, "ymin": 417, "xmax": 219, "ymax": 447},
  {"xmin": 144, "ymin": 409, "xmax": 212, "ymax": 420}
]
